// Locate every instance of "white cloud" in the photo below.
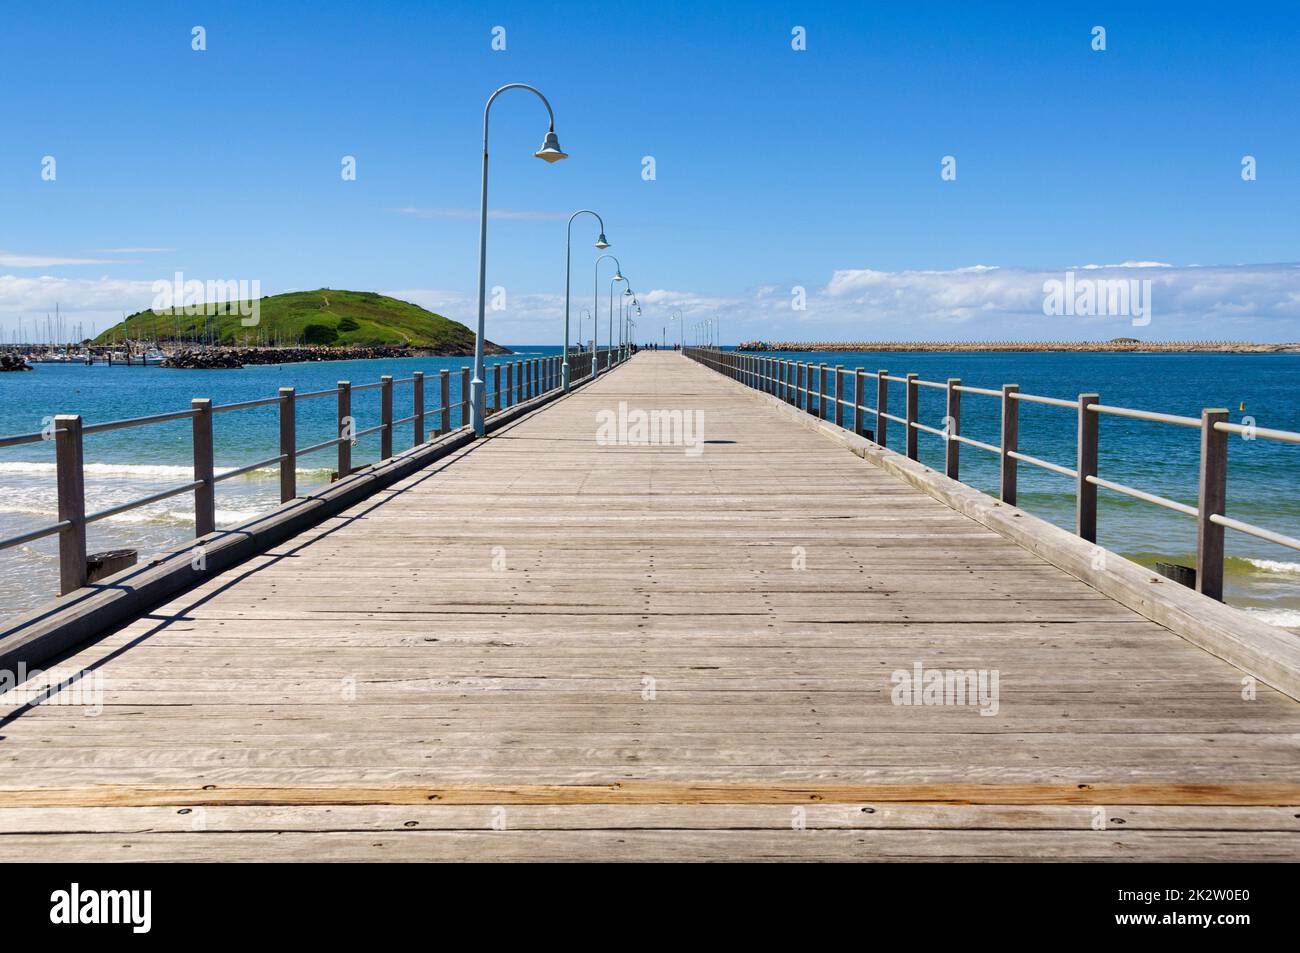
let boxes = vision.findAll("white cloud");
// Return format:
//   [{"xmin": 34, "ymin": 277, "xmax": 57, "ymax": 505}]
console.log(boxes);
[
  {"xmin": 93, "ymin": 247, "xmax": 174, "ymax": 254},
  {"xmin": 0, "ymin": 251, "xmax": 123, "ymax": 267},
  {"xmin": 4, "ymin": 262, "xmax": 1297, "ymax": 343}
]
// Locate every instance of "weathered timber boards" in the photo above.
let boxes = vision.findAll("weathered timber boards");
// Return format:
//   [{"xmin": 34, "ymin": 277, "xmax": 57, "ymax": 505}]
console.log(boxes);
[{"xmin": 2, "ymin": 781, "xmax": 1298, "ymax": 807}]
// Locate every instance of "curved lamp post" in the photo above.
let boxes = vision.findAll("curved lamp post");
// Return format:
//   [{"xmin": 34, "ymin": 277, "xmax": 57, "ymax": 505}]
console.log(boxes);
[
  {"xmin": 619, "ymin": 288, "xmax": 634, "ymax": 363},
  {"xmin": 630, "ymin": 302, "xmax": 641, "ymax": 359},
  {"xmin": 563, "ymin": 210, "xmax": 608, "ymax": 392},
  {"xmin": 606, "ymin": 274, "xmax": 627, "ymax": 374},
  {"xmin": 594, "ymin": 254, "xmax": 622, "ymax": 377},
  {"xmin": 578, "ymin": 308, "xmax": 591, "ymax": 352},
  {"xmin": 668, "ymin": 309, "xmax": 683, "ymax": 351},
  {"xmin": 471, "ymin": 83, "xmax": 567, "ymax": 436}
]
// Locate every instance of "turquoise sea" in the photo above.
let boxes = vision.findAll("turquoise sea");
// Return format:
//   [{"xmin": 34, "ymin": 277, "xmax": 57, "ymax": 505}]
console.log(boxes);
[{"xmin": 2, "ymin": 348, "xmax": 1298, "ymax": 627}]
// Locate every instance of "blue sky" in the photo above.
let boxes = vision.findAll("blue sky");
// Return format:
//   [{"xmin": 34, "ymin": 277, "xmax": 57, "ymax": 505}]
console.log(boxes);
[{"xmin": 1, "ymin": 0, "xmax": 1298, "ymax": 342}]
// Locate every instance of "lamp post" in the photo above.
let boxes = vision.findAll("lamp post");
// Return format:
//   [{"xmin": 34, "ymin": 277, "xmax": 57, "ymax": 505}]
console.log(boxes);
[
  {"xmin": 606, "ymin": 274, "xmax": 626, "ymax": 373},
  {"xmin": 470, "ymin": 84, "xmax": 567, "ymax": 436},
  {"xmin": 594, "ymin": 255, "xmax": 622, "ymax": 377},
  {"xmin": 578, "ymin": 308, "xmax": 591, "ymax": 352},
  {"xmin": 668, "ymin": 309, "xmax": 683, "ymax": 351},
  {"xmin": 620, "ymin": 288, "xmax": 634, "ymax": 363},
  {"xmin": 563, "ymin": 210, "xmax": 608, "ymax": 392}
]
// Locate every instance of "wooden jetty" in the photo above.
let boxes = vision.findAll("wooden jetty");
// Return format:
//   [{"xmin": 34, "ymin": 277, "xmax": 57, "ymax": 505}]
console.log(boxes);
[{"xmin": 1, "ymin": 351, "xmax": 1299, "ymax": 861}]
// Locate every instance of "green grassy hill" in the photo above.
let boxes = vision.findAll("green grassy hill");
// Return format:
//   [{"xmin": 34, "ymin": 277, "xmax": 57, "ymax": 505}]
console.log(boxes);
[{"xmin": 95, "ymin": 289, "xmax": 502, "ymax": 352}]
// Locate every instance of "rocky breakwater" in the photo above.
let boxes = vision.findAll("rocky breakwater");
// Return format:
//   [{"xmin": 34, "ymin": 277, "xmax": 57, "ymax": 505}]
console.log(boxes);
[
  {"xmin": 1, "ymin": 352, "xmax": 33, "ymax": 371},
  {"xmin": 164, "ymin": 342, "xmax": 511, "ymax": 369}
]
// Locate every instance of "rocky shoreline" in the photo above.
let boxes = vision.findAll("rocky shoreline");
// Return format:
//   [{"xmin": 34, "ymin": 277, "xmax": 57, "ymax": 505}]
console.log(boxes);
[
  {"xmin": 736, "ymin": 340, "xmax": 1300, "ymax": 354},
  {"xmin": 163, "ymin": 342, "xmax": 510, "ymax": 369},
  {"xmin": 1, "ymin": 352, "xmax": 33, "ymax": 371}
]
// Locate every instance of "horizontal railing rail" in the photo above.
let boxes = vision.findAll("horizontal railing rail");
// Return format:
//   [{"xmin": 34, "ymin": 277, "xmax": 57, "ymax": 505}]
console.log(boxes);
[
  {"xmin": 1, "ymin": 350, "xmax": 614, "ymax": 597},
  {"xmin": 684, "ymin": 346, "xmax": 1300, "ymax": 603}
]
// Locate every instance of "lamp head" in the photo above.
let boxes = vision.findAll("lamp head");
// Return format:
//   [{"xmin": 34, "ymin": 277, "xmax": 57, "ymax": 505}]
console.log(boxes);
[
  {"xmin": 613, "ymin": 271, "xmax": 624, "ymax": 282},
  {"xmin": 534, "ymin": 130, "xmax": 568, "ymax": 163},
  {"xmin": 594, "ymin": 233, "xmax": 610, "ymax": 250}
]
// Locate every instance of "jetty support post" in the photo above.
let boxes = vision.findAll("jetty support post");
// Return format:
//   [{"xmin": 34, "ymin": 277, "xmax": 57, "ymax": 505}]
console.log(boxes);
[
  {"xmin": 438, "ymin": 370, "xmax": 450, "ymax": 437},
  {"xmin": 460, "ymin": 368, "xmax": 470, "ymax": 429},
  {"xmin": 1076, "ymin": 393, "xmax": 1099, "ymax": 542},
  {"xmin": 279, "ymin": 387, "xmax": 296, "ymax": 503},
  {"xmin": 191, "ymin": 398, "xmax": 216, "ymax": 538},
  {"xmin": 380, "ymin": 375, "xmax": 394, "ymax": 460},
  {"xmin": 413, "ymin": 371, "xmax": 425, "ymax": 445},
  {"xmin": 54, "ymin": 414, "xmax": 87, "ymax": 595},
  {"xmin": 493, "ymin": 364, "xmax": 502, "ymax": 412},
  {"xmin": 905, "ymin": 373, "xmax": 919, "ymax": 460},
  {"xmin": 1000, "ymin": 384, "xmax": 1019, "ymax": 505},
  {"xmin": 877, "ymin": 370, "xmax": 889, "ymax": 448},
  {"xmin": 1196, "ymin": 408, "xmax": 1230, "ymax": 601},
  {"xmin": 817, "ymin": 363, "xmax": 828, "ymax": 420},
  {"xmin": 945, "ymin": 378, "xmax": 961, "ymax": 480},
  {"xmin": 337, "ymin": 381, "xmax": 352, "ymax": 477}
]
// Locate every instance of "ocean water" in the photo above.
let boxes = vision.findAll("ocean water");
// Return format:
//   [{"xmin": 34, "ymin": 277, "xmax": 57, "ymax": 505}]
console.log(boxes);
[
  {"xmin": 741, "ymin": 349, "xmax": 1300, "ymax": 627},
  {"xmin": 1, "ymin": 349, "xmax": 1298, "ymax": 627},
  {"xmin": 0, "ymin": 348, "xmax": 561, "ymax": 618}
]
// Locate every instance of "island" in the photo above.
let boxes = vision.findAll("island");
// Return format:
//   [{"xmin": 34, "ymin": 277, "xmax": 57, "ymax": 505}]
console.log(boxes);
[{"xmin": 92, "ymin": 289, "xmax": 512, "ymax": 368}]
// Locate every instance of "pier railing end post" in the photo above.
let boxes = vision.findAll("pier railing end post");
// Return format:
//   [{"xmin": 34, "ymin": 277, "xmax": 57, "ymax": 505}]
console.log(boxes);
[{"xmin": 1196, "ymin": 408, "xmax": 1230, "ymax": 601}]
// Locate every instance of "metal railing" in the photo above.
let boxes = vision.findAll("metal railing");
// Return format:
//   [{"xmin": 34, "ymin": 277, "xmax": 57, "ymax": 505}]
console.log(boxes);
[
  {"xmin": 1, "ymin": 353, "xmax": 582, "ymax": 596},
  {"xmin": 685, "ymin": 346, "xmax": 1300, "ymax": 602}
]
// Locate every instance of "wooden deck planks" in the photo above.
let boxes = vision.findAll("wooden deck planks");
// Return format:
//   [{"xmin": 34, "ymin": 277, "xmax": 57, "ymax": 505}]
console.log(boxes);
[{"xmin": 1, "ymin": 351, "xmax": 1298, "ymax": 861}]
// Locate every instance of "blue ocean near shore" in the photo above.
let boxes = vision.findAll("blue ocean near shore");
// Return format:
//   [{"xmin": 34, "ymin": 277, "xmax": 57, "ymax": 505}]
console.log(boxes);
[{"xmin": 1, "ymin": 348, "xmax": 1298, "ymax": 626}]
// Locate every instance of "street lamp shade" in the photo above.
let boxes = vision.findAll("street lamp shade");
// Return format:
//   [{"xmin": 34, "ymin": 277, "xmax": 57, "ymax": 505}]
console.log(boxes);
[
  {"xmin": 534, "ymin": 130, "xmax": 568, "ymax": 163},
  {"xmin": 594, "ymin": 233, "xmax": 610, "ymax": 249}
]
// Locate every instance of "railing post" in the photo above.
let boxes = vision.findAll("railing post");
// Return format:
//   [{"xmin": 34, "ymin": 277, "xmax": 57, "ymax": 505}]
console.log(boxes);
[
  {"xmin": 1196, "ymin": 408, "xmax": 1230, "ymax": 601},
  {"xmin": 877, "ymin": 370, "xmax": 889, "ymax": 448},
  {"xmin": 832, "ymin": 365, "xmax": 843, "ymax": 427},
  {"xmin": 191, "ymin": 398, "xmax": 215, "ymax": 537},
  {"xmin": 945, "ymin": 378, "xmax": 961, "ymax": 480},
  {"xmin": 814, "ymin": 363, "xmax": 824, "ymax": 419},
  {"xmin": 279, "ymin": 387, "xmax": 296, "ymax": 503},
  {"xmin": 54, "ymin": 414, "xmax": 87, "ymax": 595},
  {"xmin": 439, "ymin": 369, "xmax": 450, "ymax": 436},
  {"xmin": 905, "ymin": 373, "xmax": 919, "ymax": 459},
  {"xmin": 380, "ymin": 375, "xmax": 393, "ymax": 460},
  {"xmin": 337, "ymin": 381, "xmax": 352, "ymax": 477},
  {"xmin": 854, "ymin": 369, "xmax": 865, "ymax": 437},
  {"xmin": 493, "ymin": 364, "xmax": 501, "ymax": 411},
  {"xmin": 516, "ymin": 360, "xmax": 524, "ymax": 402},
  {"xmin": 1000, "ymin": 384, "xmax": 1019, "ymax": 505},
  {"xmin": 460, "ymin": 367, "xmax": 470, "ymax": 429},
  {"xmin": 1076, "ymin": 393, "xmax": 1099, "ymax": 542},
  {"xmin": 532, "ymin": 359, "xmax": 539, "ymax": 398},
  {"xmin": 412, "ymin": 371, "xmax": 425, "ymax": 444},
  {"xmin": 799, "ymin": 363, "xmax": 808, "ymax": 412}
]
